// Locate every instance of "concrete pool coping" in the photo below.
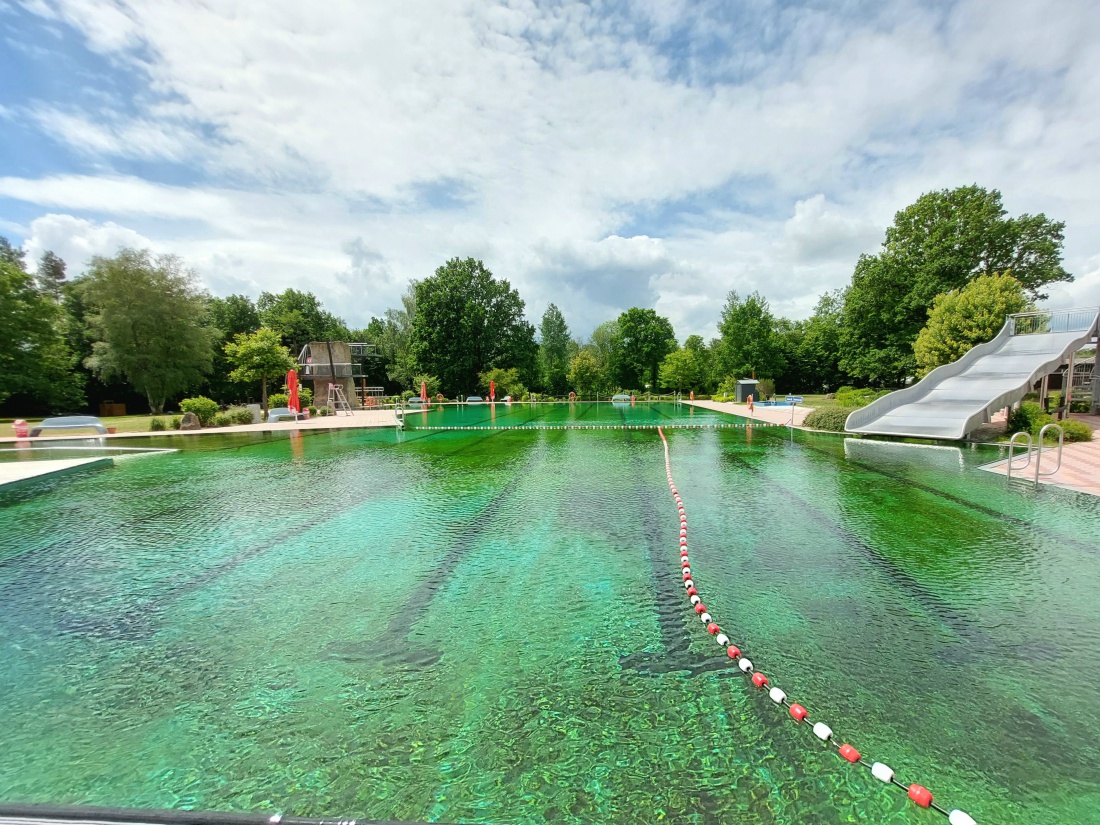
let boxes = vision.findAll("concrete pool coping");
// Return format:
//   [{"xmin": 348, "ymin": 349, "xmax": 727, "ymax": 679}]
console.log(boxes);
[
  {"xmin": 0, "ymin": 457, "xmax": 113, "ymax": 489},
  {"xmin": 685, "ymin": 399, "xmax": 816, "ymax": 428}
]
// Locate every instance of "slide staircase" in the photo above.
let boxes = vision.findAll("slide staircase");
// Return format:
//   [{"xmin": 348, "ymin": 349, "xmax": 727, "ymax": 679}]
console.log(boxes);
[{"xmin": 845, "ymin": 307, "xmax": 1099, "ymax": 440}]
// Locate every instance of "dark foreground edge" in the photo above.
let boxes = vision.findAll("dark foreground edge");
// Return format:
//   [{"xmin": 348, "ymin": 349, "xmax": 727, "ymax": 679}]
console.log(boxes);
[{"xmin": 0, "ymin": 804, "xmax": 462, "ymax": 825}]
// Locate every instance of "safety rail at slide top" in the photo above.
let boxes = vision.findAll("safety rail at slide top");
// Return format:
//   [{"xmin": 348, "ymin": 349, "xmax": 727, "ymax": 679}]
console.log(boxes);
[{"xmin": 845, "ymin": 307, "xmax": 1100, "ymax": 441}]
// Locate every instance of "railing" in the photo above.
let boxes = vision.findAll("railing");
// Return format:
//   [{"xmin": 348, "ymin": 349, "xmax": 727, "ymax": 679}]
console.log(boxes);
[
  {"xmin": 1006, "ymin": 431, "xmax": 1033, "ymax": 481},
  {"xmin": 1035, "ymin": 422, "xmax": 1064, "ymax": 481},
  {"xmin": 1009, "ymin": 308, "xmax": 1100, "ymax": 336}
]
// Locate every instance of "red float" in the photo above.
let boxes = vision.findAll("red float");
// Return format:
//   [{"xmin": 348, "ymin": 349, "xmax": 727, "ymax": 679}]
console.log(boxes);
[
  {"xmin": 707, "ymin": 622, "xmax": 719, "ymax": 634},
  {"xmin": 908, "ymin": 785, "xmax": 932, "ymax": 808},
  {"xmin": 680, "ymin": 549, "xmax": 689, "ymax": 557},
  {"xmin": 726, "ymin": 645, "xmax": 741, "ymax": 659},
  {"xmin": 681, "ymin": 558, "xmax": 690, "ymax": 568},
  {"xmin": 686, "ymin": 586, "xmax": 697, "ymax": 596},
  {"xmin": 694, "ymin": 603, "xmax": 706, "ymax": 614},
  {"xmin": 839, "ymin": 744, "xmax": 860, "ymax": 763},
  {"xmin": 752, "ymin": 672, "xmax": 769, "ymax": 688},
  {"xmin": 789, "ymin": 704, "xmax": 808, "ymax": 722}
]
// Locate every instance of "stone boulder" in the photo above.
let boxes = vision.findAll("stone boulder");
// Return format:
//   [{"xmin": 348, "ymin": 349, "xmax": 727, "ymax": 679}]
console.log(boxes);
[{"xmin": 180, "ymin": 411, "xmax": 202, "ymax": 430}]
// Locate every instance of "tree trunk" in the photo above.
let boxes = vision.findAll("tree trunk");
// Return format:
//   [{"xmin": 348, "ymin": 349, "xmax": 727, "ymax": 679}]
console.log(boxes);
[
  {"xmin": 261, "ymin": 377, "xmax": 268, "ymax": 414},
  {"xmin": 148, "ymin": 394, "xmax": 165, "ymax": 415}
]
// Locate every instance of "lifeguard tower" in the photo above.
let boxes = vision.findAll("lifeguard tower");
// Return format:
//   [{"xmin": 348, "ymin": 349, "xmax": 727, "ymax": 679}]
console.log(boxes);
[{"xmin": 297, "ymin": 342, "xmax": 384, "ymax": 411}]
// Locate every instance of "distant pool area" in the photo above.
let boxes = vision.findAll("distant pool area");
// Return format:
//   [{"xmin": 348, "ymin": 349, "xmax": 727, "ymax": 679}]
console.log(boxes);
[{"xmin": 1, "ymin": 403, "xmax": 1098, "ymax": 824}]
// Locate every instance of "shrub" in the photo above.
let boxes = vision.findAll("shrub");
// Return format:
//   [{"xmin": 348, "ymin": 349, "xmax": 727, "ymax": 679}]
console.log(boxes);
[
  {"xmin": 226, "ymin": 406, "xmax": 255, "ymax": 425},
  {"xmin": 149, "ymin": 417, "xmax": 166, "ymax": 431},
  {"xmin": 1070, "ymin": 398, "xmax": 1092, "ymax": 413},
  {"xmin": 180, "ymin": 396, "xmax": 219, "ymax": 426},
  {"xmin": 308, "ymin": 405, "xmax": 318, "ymax": 417},
  {"xmin": 213, "ymin": 413, "xmax": 232, "ymax": 427},
  {"xmin": 317, "ymin": 406, "xmax": 331, "ymax": 416},
  {"xmin": 170, "ymin": 416, "xmax": 182, "ymax": 430},
  {"xmin": 835, "ymin": 387, "xmax": 892, "ymax": 408},
  {"xmin": 1007, "ymin": 402, "xmax": 1049, "ymax": 435},
  {"xmin": 804, "ymin": 407, "xmax": 858, "ymax": 432},
  {"xmin": 1061, "ymin": 419, "xmax": 1094, "ymax": 443},
  {"xmin": 268, "ymin": 392, "xmax": 290, "ymax": 409},
  {"xmin": 757, "ymin": 378, "xmax": 775, "ymax": 399},
  {"xmin": 299, "ymin": 386, "xmax": 313, "ymax": 407}
]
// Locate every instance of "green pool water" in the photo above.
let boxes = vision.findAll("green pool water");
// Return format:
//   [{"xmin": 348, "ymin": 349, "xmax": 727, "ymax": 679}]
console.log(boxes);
[{"xmin": 2, "ymin": 402, "xmax": 1099, "ymax": 824}]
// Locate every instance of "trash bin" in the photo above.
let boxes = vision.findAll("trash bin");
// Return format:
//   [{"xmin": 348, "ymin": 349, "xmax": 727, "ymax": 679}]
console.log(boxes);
[{"xmin": 13, "ymin": 419, "xmax": 29, "ymax": 438}]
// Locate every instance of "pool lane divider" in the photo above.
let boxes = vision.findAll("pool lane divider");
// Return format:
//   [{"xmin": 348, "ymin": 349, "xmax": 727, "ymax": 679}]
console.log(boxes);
[
  {"xmin": 656, "ymin": 425, "xmax": 977, "ymax": 825},
  {"xmin": 410, "ymin": 423, "xmax": 782, "ymax": 431}
]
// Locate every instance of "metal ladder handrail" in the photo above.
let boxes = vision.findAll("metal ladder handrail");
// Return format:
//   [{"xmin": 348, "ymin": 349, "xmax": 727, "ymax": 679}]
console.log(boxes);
[
  {"xmin": 1035, "ymin": 422, "xmax": 1064, "ymax": 481},
  {"xmin": 1006, "ymin": 431, "xmax": 1033, "ymax": 481}
]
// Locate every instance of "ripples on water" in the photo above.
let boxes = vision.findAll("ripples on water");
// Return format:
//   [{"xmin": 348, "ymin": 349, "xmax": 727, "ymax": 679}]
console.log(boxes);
[{"xmin": 1, "ymin": 406, "xmax": 1099, "ymax": 823}]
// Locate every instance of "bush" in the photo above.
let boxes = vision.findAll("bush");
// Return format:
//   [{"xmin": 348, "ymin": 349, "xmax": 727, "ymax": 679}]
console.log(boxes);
[
  {"xmin": 180, "ymin": 396, "xmax": 219, "ymax": 426},
  {"xmin": 757, "ymin": 378, "xmax": 775, "ymax": 400},
  {"xmin": 268, "ymin": 392, "xmax": 290, "ymax": 409},
  {"xmin": 149, "ymin": 417, "xmax": 166, "ymax": 431},
  {"xmin": 226, "ymin": 406, "xmax": 255, "ymax": 425},
  {"xmin": 835, "ymin": 387, "xmax": 892, "ymax": 408},
  {"xmin": 1061, "ymin": 419, "xmax": 1094, "ymax": 443},
  {"xmin": 213, "ymin": 413, "xmax": 232, "ymax": 427},
  {"xmin": 308, "ymin": 406, "xmax": 318, "ymax": 417},
  {"xmin": 299, "ymin": 386, "xmax": 313, "ymax": 407},
  {"xmin": 1007, "ymin": 402, "xmax": 1049, "ymax": 435},
  {"xmin": 317, "ymin": 406, "xmax": 331, "ymax": 416},
  {"xmin": 804, "ymin": 407, "xmax": 858, "ymax": 432},
  {"xmin": 1071, "ymin": 398, "xmax": 1092, "ymax": 413},
  {"xmin": 170, "ymin": 416, "xmax": 182, "ymax": 430}
]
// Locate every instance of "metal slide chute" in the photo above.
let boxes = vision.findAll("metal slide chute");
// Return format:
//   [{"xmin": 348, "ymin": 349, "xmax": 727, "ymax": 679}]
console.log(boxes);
[{"xmin": 845, "ymin": 308, "xmax": 1099, "ymax": 440}]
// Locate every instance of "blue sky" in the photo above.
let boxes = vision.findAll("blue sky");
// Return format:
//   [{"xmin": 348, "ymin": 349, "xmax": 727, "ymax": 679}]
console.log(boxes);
[{"xmin": 2, "ymin": 0, "xmax": 1099, "ymax": 339}]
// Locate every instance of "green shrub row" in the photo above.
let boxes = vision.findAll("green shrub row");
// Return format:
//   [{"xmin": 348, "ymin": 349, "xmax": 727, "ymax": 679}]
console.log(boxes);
[
  {"xmin": 834, "ymin": 387, "xmax": 893, "ymax": 408},
  {"xmin": 150, "ymin": 403, "xmax": 255, "ymax": 431},
  {"xmin": 803, "ymin": 407, "xmax": 858, "ymax": 432}
]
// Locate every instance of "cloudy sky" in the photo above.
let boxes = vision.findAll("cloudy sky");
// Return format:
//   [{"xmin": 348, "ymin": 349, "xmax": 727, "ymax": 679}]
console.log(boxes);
[{"xmin": 2, "ymin": 0, "xmax": 1099, "ymax": 340}]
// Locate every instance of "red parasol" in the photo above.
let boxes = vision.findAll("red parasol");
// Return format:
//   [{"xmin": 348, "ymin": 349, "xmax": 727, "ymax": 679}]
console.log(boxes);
[
  {"xmin": 490, "ymin": 380, "xmax": 496, "ymax": 402},
  {"xmin": 421, "ymin": 380, "xmax": 428, "ymax": 402},
  {"xmin": 287, "ymin": 369, "xmax": 300, "ymax": 413}
]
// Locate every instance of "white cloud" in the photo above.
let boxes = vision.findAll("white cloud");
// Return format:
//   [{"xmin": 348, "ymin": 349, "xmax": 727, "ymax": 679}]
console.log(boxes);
[
  {"xmin": 5, "ymin": 0, "xmax": 1100, "ymax": 337},
  {"xmin": 22, "ymin": 213, "xmax": 154, "ymax": 272}
]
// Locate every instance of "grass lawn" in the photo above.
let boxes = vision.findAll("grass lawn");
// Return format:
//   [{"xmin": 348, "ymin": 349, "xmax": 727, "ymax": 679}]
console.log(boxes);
[{"xmin": 3, "ymin": 413, "xmax": 167, "ymax": 435}]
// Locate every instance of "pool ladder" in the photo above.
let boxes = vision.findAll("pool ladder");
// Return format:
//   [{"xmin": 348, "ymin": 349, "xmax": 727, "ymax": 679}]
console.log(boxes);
[{"xmin": 1006, "ymin": 423, "xmax": 1064, "ymax": 486}]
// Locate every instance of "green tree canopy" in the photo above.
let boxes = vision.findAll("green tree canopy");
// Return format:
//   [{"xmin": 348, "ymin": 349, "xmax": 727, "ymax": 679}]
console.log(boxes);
[
  {"xmin": 841, "ymin": 185, "xmax": 1071, "ymax": 384},
  {"xmin": 257, "ymin": 288, "xmax": 349, "ymax": 356},
  {"xmin": 538, "ymin": 303, "xmax": 571, "ymax": 394},
  {"xmin": 612, "ymin": 307, "xmax": 676, "ymax": 390},
  {"xmin": 0, "ymin": 257, "xmax": 83, "ymax": 411},
  {"xmin": 914, "ymin": 272, "xmax": 1032, "ymax": 376},
  {"xmin": 717, "ymin": 290, "xmax": 785, "ymax": 380},
  {"xmin": 478, "ymin": 367, "xmax": 525, "ymax": 399},
  {"xmin": 205, "ymin": 294, "xmax": 262, "ymax": 403},
  {"xmin": 567, "ymin": 349, "xmax": 602, "ymax": 396},
  {"xmin": 36, "ymin": 250, "xmax": 67, "ymax": 300},
  {"xmin": 409, "ymin": 258, "xmax": 537, "ymax": 395},
  {"xmin": 224, "ymin": 327, "xmax": 297, "ymax": 412},
  {"xmin": 83, "ymin": 249, "xmax": 218, "ymax": 414}
]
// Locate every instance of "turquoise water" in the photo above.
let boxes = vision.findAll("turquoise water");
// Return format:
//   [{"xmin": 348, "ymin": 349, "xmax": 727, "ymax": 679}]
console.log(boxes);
[{"xmin": 2, "ymin": 403, "xmax": 1099, "ymax": 823}]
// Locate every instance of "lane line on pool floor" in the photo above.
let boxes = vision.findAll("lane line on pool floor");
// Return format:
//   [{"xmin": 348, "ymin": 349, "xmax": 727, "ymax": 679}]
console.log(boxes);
[
  {"xmin": 410, "ymin": 423, "xmax": 782, "ymax": 431},
  {"xmin": 656, "ymin": 425, "xmax": 977, "ymax": 825}
]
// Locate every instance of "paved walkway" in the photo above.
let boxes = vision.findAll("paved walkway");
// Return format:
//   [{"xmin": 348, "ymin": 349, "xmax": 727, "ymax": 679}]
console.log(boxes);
[
  {"xmin": 686, "ymin": 399, "xmax": 815, "ymax": 427},
  {"xmin": 0, "ymin": 409, "xmax": 400, "ymax": 445},
  {"xmin": 980, "ymin": 414, "xmax": 1100, "ymax": 496},
  {"xmin": 0, "ymin": 457, "xmax": 112, "ymax": 488}
]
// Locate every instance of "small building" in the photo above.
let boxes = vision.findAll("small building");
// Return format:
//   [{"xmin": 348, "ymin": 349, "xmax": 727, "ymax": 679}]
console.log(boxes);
[
  {"xmin": 735, "ymin": 379, "xmax": 758, "ymax": 402},
  {"xmin": 298, "ymin": 342, "xmax": 382, "ymax": 408}
]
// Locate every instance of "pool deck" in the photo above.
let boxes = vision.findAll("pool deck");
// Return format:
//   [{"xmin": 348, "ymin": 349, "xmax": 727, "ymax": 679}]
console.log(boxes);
[
  {"xmin": 979, "ymin": 414, "xmax": 1100, "ymax": 497},
  {"xmin": 686, "ymin": 399, "xmax": 815, "ymax": 428},
  {"xmin": 0, "ymin": 457, "xmax": 113, "ymax": 488},
  {"xmin": 0, "ymin": 409, "xmax": 400, "ymax": 445}
]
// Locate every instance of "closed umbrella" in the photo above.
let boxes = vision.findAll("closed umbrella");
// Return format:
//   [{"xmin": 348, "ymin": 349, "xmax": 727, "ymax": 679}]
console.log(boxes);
[
  {"xmin": 287, "ymin": 369, "xmax": 300, "ymax": 413},
  {"xmin": 421, "ymin": 381, "xmax": 428, "ymax": 403},
  {"xmin": 490, "ymin": 380, "xmax": 496, "ymax": 402}
]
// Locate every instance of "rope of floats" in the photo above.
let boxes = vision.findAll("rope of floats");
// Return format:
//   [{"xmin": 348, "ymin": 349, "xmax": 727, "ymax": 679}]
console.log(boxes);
[
  {"xmin": 656, "ymin": 425, "xmax": 977, "ymax": 825},
  {"xmin": 412, "ymin": 423, "xmax": 782, "ymax": 431}
]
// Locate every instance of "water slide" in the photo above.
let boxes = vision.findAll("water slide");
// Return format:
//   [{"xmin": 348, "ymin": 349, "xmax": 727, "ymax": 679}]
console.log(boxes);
[{"xmin": 845, "ymin": 308, "xmax": 1100, "ymax": 440}]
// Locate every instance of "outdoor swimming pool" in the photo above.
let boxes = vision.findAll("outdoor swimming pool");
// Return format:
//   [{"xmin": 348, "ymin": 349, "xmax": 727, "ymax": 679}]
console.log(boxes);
[{"xmin": 1, "ymin": 402, "xmax": 1099, "ymax": 823}]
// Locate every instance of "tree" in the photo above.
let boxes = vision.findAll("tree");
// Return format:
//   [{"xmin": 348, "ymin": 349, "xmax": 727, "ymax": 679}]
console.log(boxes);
[
  {"xmin": 914, "ymin": 272, "xmax": 1032, "ymax": 376},
  {"xmin": 567, "ymin": 349, "xmax": 602, "ymax": 396},
  {"xmin": 612, "ymin": 308, "xmax": 676, "ymax": 390},
  {"xmin": 206, "ymin": 294, "xmax": 261, "ymax": 403},
  {"xmin": 716, "ymin": 290, "xmax": 785, "ymax": 380},
  {"xmin": 257, "ymin": 288, "xmax": 349, "ymax": 356},
  {"xmin": 539, "ymin": 303, "xmax": 571, "ymax": 394},
  {"xmin": 798, "ymin": 290, "xmax": 847, "ymax": 392},
  {"xmin": 409, "ymin": 258, "xmax": 537, "ymax": 395},
  {"xmin": 0, "ymin": 237, "xmax": 26, "ymax": 271},
  {"xmin": 589, "ymin": 320, "xmax": 619, "ymax": 376},
  {"xmin": 841, "ymin": 185, "xmax": 1072, "ymax": 384},
  {"xmin": 224, "ymin": 327, "xmax": 297, "ymax": 413},
  {"xmin": 83, "ymin": 249, "xmax": 218, "ymax": 414},
  {"xmin": 478, "ymin": 367, "xmax": 525, "ymax": 399},
  {"xmin": 378, "ymin": 282, "xmax": 418, "ymax": 391},
  {"xmin": 658, "ymin": 337, "xmax": 711, "ymax": 392},
  {"xmin": 35, "ymin": 250, "xmax": 67, "ymax": 300},
  {"xmin": 0, "ymin": 257, "xmax": 83, "ymax": 411}
]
